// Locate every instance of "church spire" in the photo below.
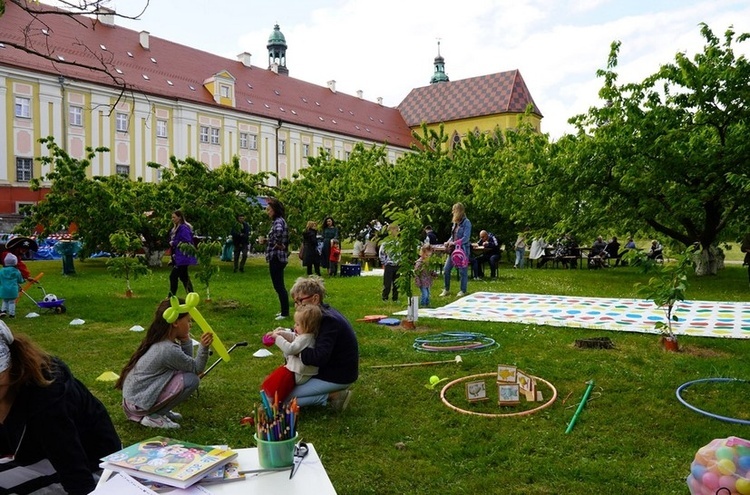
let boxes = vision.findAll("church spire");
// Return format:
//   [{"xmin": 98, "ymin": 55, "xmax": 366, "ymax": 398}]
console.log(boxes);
[
  {"xmin": 430, "ymin": 40, "xmax": 449, "ymax": 84},
  {"xmin": 267, "ymin": 23, "xmax": 289, "ymax": 75}
]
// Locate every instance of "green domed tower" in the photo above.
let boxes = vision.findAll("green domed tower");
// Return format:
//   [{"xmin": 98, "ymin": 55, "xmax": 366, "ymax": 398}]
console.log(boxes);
[
  {"xmin": 267, "ymin": 23, "xmax": 289, "ymax": 75},
  {"xmin": 430, "ymin": 41, "xmax": 449, "ymax": 84}
]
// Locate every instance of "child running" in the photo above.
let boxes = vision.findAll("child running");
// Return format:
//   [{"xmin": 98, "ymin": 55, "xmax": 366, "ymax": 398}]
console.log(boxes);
[
  {"xmin": 116, "ymin": 298, "xmax": 214, "ymax": 429},
  {"xmin": 261, "ymin": 303, "xmax": 322, "ymax": 403}
]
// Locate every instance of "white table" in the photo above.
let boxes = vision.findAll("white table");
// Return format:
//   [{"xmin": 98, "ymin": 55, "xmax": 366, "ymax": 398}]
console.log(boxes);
[{"xmin": 95, "ymin": 444, "xmax": 337, "ymax": 494}]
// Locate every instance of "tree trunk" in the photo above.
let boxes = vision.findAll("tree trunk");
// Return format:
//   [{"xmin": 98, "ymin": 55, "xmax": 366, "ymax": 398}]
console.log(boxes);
[
  {"xmin": 693, "ymin": 246, "xmax": 722, "ymax": 276},
  {"xmin": 143, "ymin": 248, "xmax": 165, "ymax": 268}
]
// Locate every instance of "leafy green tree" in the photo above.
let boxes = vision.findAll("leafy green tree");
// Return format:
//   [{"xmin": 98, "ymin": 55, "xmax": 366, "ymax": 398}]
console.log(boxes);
[
  {"xmin": 179, "ymin": 240, "xmax": 222, "ymax": 301},
  {"xmin": 106, "ymin": 231, "xmax": 151, "ymax": 297},
  {"xmin": 562, "ymin": 24, "xmax": 750, "ymax": 274}
]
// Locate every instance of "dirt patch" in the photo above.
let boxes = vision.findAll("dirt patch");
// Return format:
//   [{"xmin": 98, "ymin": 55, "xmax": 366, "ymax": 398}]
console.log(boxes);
[
  {"xmin": 211, "ymin": 299, "xmax": 242, "ymax": 310},
  {"xmin": 680, "ymin": 346, "xmax": 732, "ymax": 358}
]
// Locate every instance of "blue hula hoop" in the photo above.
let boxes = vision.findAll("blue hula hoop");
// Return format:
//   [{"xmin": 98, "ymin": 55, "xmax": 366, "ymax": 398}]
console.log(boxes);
[{"xmin": 675, "ymin": 378, "xmax": 750, "ymax": 425}]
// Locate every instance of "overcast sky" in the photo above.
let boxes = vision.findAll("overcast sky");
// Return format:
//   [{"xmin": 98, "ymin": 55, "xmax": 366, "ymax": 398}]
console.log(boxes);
[{"xmin": 108, "ymin": 0, "xmax": 750, "ymax": 139}]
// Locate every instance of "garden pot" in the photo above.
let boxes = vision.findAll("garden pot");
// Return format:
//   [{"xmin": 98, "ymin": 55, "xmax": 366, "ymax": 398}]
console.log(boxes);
[{"xmin": 661, "ymin": 335, "xmax": 679, "ymax": 352}]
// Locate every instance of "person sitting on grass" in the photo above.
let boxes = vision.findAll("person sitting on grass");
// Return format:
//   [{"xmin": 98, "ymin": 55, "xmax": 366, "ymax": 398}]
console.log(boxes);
[
  {"xmin": 261, "ymin": 304, "xmax": 321, "ymax": 403},
  {"xmin": 116, "ymin": 298, "xmax": 213, "ymax": 429},
  {"xmin": 286, "ymin": 276, "xmax": 358, "ymax": 411},
  {"xmin": 0, "ymin": 321, "xmax": 121, "ymax": 495}
]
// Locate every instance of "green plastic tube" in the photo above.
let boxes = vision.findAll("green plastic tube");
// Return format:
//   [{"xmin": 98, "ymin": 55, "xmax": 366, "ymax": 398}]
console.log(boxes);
[{"xmin": 565, "ymin": 380, "xmax": 595, "ymax": 434}]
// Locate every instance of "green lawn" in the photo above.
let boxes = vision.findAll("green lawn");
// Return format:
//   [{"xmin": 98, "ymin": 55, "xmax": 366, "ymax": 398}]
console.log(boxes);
[{"xmin": 9, "ymin": 256, "xmax": 750, "ymax": 495}]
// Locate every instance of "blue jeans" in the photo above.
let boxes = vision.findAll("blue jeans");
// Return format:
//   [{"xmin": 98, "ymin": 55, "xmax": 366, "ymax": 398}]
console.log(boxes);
[
  {"xmin": 420, "ymin": 287, "xmax": 431, "ymax": 307},
  {"xmin": 443, "ymin": 256, "xmax": 468, "ymax": 293},
  {"xmin": 515, "ymin": 248, "xmax": 526, "ymax": 268},
  {"xmin": 288, "ymin": 378, "xmax": 353, "ymax": 407}
]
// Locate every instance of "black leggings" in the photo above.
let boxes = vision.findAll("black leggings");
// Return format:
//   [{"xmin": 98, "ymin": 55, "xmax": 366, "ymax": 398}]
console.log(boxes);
[{"xmin": 169, "ymin": 265, "xmax": 193, "ymax": 296}]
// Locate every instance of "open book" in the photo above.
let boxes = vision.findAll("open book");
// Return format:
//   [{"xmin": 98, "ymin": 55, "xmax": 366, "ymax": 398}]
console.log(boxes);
[{"xmin": 100, "ymin": 436, "xmax": 237, "ymax": 489}]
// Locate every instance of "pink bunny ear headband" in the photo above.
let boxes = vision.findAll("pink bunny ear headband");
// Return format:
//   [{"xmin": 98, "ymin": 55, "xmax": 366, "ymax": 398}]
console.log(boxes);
[{"xmin": 0, "ymin": 320, "xmax": 14, "ymax": 374}]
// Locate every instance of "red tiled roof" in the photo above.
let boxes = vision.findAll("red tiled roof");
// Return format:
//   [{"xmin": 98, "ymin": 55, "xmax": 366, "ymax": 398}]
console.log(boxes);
[
  {"xmin": 397, "ymin": 70, "xmax": 543, "ymax": 127},
  {"xmin": 0, "ymin": 2, "xmax": 414, "ymax": 148}
]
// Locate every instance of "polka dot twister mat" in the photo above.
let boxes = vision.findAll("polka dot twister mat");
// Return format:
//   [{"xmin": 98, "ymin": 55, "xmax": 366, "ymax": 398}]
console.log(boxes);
[{"xmin": 394, "ymin": 292, "xmax": 750, "ymax": 339}]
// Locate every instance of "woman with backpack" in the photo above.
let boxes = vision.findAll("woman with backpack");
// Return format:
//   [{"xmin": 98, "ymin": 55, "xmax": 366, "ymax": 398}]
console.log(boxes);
[{"xmin": 439, "ymin": 203, "xmax": 472, "ymax": 298}]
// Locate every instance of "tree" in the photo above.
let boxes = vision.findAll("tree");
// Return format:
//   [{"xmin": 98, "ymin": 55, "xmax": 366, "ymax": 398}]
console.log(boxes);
[
  {"xmin": 563, "ymin": 24, "xmax": 750, "ymax": 274},
  {"xmin": 178, "ymin": 240, "xmax": 221, "ymax": 301},
  {"xmin": 106, "ymin": 231, "xmax": 151, "ymax": 297}
]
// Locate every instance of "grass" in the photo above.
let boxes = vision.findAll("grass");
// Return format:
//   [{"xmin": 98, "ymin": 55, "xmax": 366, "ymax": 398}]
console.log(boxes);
[{"xmin": 10, "ymin": 255, "xmax": 750, "ymax": 494}]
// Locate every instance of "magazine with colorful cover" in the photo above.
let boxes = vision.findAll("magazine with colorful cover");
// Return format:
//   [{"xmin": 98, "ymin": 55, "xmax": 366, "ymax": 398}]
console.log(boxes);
[
  {"xmin": 198, "ymin": 461, "xmax": 245, "ymax": 484},
  {"xmin": 100, "ymin": 437, "xmax": 237, "ymax": 489}
]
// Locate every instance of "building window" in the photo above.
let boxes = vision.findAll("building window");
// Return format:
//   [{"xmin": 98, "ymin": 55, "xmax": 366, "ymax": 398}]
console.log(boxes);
[
  {"xmin": 345, "ymin": 151, "xmax": 351, "ymax": 160},
  {"xmin": 15, "ymin": 97, "xmax": 31, "ymax": 118},
  {"xmin": 325, "ymin": 147, "xmax": 332, "ymax": 155},
  {"xmin": 200, "ymin": 126, "xmax": 209, "ymax": 143},
  {"xmin": 16, "ymin": 157, "xmax": 33, "ymax": 182},
  {"xmin": 69, "ymin": 106, "xmax": 83, "ymax": 127},
  {"xmin": 302, "ymin": 144, "xmax": 309, "ymax": 157},
  {"xmin": 16, "ymin": 202, "xmax": 34, "ymax": 216},
  {"xmin": 278, "ymin": 139, "xmax": 286, "ymax": 155},
  {"xmin": 116, "ymin": 164, "xmax": 130, "ymax": 176},
  {"xmin": 156, "ymin": 119, "xmax": 167, "ymax": 138},
  {"xmin": 239, "ymin": 133, "xmax": 248, "ymax": 149},
  {"xmin": 249, "ymin": 133, "xmax": 257, "ymax": 150},
  {"xmin": 210, "ymin": 128, "xmax": 220, "ymax": 145},
  {"xmin": 116, "ymin": 112, "xmax": 128, "ymax": 132},
  {"xmin": 220, "ymin": 85, "xmax": 230, "ymax": 98}
]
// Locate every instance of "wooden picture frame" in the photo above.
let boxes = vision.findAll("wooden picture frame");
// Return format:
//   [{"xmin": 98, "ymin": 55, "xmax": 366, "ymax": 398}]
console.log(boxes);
[
  {"xmin": 517, "ymin": 371, "xmax": 533, "ymax": 392},
  {"xmin": 465, "ymin": 380, "xmax": 488, "ymax": 402},
  {"xmin": 498, "ymin": 383, "xmax": 521, "ymax": 405},
  {"xmin": 497, "ymin": 365, "xmax": 517, "ymax": 383}
]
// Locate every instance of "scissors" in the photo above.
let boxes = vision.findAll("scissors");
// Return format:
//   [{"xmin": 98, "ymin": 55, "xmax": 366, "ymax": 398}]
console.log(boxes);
[{"xmin": 289, "ymin": 441, "xmax": 309, "ymax": 479}]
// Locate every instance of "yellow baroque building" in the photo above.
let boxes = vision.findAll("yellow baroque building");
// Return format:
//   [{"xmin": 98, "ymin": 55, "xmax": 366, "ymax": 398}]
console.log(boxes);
[{"xmin": 0, "ymin": 3, "xmax": 542, "ymax": 217}]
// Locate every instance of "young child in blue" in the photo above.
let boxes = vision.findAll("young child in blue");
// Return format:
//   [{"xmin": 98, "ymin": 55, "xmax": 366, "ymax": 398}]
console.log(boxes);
[{"xmin": 0, "ymin": 253, "xmax": 24, "ymax": 318}]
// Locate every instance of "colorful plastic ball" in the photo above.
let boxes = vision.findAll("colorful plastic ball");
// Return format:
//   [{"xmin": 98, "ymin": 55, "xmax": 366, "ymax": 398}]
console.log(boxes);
[
  {"xmin": 702, "ymin": 471, "xmax": 720, "ymax": 491},
  {"xmin": 739, "ymin": 456, "xmax": 750, "ymax": 472},
  {"xmin": 717, "ymin": 446, "xmax": 736, "ymax": 461},
  {"xmin": 691, "ymin": 462, "xmax": 707, "ymax": 480},
  {"xmin": 717, "ymin": 458, "xmax": 737, "ymax": 476},
  {"xmin": 719, "ymin": 475, "xmax": 737, "ymax": 492},
  {"xmin": 430, "ymin": 375, "xmax": 440, "ymax": 385},
  {"xmin": 737, "ymin": 477, "xmax": 750, "ymax": 495}
]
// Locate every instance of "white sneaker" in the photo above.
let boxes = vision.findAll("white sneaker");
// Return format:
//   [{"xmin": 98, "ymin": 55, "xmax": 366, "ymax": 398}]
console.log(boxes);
[
  {"xmin": 274, "ymin": 315, "xmax": 288, "ymax": 321},
  {"xmin": 439, "ymin": 290, "xmax": 450, "ymax": 297},
  {"xmin": 456, "ymin": 291, "xmax": 466, "ymax": 297},
  {"xmin": 165, "ymin": 410, "xmax": 183, "ymax": 421},
  {"xmin": 141, "ymin": 414, "xmax": 180, "ymax": 429}
]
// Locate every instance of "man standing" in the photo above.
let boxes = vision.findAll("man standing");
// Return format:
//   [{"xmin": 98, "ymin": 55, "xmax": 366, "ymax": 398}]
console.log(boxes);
[{"xmin": 231, "ymin": 214, "xmax": 251, "ymax": 273}]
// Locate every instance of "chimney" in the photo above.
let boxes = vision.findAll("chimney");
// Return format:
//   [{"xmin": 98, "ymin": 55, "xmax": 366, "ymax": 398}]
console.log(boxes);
[
  {"xmin": 95, "ymin": 7, "xmax": 115, "ymax": 26},
  {"xmin": 237, "ymin": 52, "xmax": 252, "ymax": 68},
  {"xmin": 377, "ymin": 97, "xmax": 383, "ymax": 105},
  {"xmin": 356, "ymin": 90, "xmax": 363, "ymax": 99},
  {"xmin": 327, "ymin": 80, "xmax": 336, "ymax": 93},
  {"xmin": 139, "ymin": 31, "xmax": 150, "ymax": 50},
  {"xmin": 270, "ymin": 62, "xmax": 279, "ymax": 74}
]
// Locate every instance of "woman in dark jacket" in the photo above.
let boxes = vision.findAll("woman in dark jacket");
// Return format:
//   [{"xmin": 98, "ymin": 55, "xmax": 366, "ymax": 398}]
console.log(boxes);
[
  {"xmin": 320, "ymin": 217, "xmax": 338, "ymax": 270},
  {"xmin": 302, "ymin": 220, "xmax": 321, "ymax": 276},
  {"xmin": 0, "ymin": 322, "xmax": 121, "ymax": 494}
]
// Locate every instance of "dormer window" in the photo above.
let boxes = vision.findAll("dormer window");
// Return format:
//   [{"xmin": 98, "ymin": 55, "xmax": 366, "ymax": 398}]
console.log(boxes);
[{"xmin": 220, "ymin": 85, "xmax": 230, "ymax": 98}]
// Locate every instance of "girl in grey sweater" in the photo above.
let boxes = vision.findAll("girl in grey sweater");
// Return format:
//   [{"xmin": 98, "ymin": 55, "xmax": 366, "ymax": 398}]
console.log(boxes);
[{"xmin": 116, "ymin": 298, "xmax": 213, "ymax": 429}]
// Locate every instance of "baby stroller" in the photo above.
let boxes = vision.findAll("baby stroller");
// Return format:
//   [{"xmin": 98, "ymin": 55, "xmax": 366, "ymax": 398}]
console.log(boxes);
[{"xmin": 20, "ymin": 283, "xmax": 67, "ymax": 314}]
